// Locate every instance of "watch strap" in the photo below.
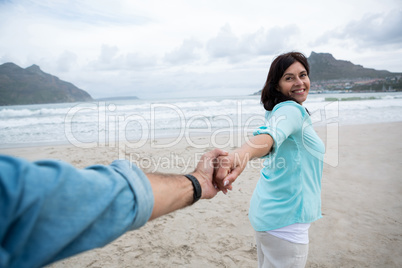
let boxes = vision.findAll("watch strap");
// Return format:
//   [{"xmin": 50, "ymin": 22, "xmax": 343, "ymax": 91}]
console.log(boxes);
[{"xmin": 184, "ymin": 174, "xmax": 202, "ymax": 204}]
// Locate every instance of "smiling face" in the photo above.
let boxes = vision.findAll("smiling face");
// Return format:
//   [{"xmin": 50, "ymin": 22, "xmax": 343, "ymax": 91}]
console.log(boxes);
[{"xmin": 277, "ymin": 61, "xmax": 310, "ymax": 105}]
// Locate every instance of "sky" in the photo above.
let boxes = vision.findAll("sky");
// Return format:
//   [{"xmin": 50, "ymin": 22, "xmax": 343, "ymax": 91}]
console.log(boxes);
[{"xmin": 0, "ymin": 0, "xmax": 401, "ymax": 99}]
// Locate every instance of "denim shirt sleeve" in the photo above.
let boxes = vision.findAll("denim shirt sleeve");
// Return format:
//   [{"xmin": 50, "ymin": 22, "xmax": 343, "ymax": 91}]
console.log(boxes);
[{"xmin": 0, "ymin": 155, "xmax": 154, "ymax": 268}]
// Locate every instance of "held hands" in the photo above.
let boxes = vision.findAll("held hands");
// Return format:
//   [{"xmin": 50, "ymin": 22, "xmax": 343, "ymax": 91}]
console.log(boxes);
[
  {"xmin": 191, "ymin": 148, "xmax": 228, "ymax": 199},
  {"xmin": 213, "ymin": 151, "xmax": 248, "ymax": 194},
  {"xmin": 212, "ymin": 135, "xmax": 273, "ymax": 193},
  {"xmin": 192, "ymin": 148, "xmax": 249, "ymax": 198},
  {"xmin": 192, "ymin": 135, "xmax": 272, "ymax": 197}
]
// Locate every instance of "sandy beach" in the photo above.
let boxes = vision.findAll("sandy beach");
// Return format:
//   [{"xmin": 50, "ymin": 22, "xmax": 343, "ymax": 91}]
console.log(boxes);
[{"xmin": 1, "ymin": 122, "xmax": 401, "ymax": 267}]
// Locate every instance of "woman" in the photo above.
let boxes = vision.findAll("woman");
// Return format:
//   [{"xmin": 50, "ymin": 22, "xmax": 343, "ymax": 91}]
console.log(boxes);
[{"xmin": 215, "ymin": 52, "xmax": 325, "ymax": 267}]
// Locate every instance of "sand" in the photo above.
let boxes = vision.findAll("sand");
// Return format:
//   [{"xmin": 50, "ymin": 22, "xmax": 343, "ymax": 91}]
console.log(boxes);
[{"xmin": 1, "ymin": 122, "xmax": 401, "ymax": 267}]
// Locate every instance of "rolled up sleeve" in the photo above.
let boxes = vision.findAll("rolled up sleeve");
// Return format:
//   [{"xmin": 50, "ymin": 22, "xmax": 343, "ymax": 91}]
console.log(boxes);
[
  {"xmin": 253, "ymin": 101, "xmax": 305, "ymax": 158},
  {"xmin": 0, "ymin": 156, "xmax": 154, "ymax": 268},
  {"xmin": 109, "ymin": 160, "xmax": 154, "ymax": 230}
]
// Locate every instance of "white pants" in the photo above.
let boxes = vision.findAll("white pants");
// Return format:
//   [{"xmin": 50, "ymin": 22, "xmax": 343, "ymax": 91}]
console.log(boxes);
[{"xmin": 255, "ymin": 231, "xmax": 309, "ymax": 268}]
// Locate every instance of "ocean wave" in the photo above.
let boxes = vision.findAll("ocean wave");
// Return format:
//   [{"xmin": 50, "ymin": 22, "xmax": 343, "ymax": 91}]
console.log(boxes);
[
  {"xmin": 0, "ymin": 107, "xmax": 71, "ymax": 118},
  {"xmin": 1, "ymin": 95, "xmax": 402, "ymax": 148}
]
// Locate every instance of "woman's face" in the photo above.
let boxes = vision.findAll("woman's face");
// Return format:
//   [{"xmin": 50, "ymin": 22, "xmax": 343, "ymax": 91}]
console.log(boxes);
[{"xmin": 277, "ymin": 61, "xmax": 310, "ymax": 105}]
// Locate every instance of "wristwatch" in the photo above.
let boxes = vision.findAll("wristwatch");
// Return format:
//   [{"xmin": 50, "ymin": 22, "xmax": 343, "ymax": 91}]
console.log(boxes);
[{"xmin": 184, "ymin": 174, "xmax": 202, "ymax": 203}]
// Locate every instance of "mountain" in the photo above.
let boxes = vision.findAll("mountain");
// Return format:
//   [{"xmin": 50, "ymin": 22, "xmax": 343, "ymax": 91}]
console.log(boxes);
[
  {"xmin": 308, "ymin": 52, "xmax": 396, "ymax": 81},
  {"xmin": 252, "ymin": 52, "xmax": 401, "ymax": 95},
  {"xmin": 0, "ymin": 63, "xmax": 93, "ymax": 106}
]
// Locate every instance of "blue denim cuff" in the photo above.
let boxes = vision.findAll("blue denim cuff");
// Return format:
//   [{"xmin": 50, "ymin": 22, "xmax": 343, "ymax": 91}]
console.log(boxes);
[{"xmin": 110, "ymin": 160, "xmax": 154, "ymax": 230}]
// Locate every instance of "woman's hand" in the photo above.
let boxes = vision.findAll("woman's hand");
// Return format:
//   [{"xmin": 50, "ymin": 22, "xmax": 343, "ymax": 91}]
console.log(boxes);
[
  {"xmin": 213, "ymin": 134, "xmax": 274, "ymax": 194},
  {"xmin": 213, "ymin": 152, "xmax": 248, "ymax": 194}
]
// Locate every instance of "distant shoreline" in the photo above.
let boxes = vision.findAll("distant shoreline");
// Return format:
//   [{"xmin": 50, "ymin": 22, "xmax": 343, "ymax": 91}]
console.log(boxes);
[{"xmin": 95, "ymin": 96, "xmax": 139, "ymax": 101}]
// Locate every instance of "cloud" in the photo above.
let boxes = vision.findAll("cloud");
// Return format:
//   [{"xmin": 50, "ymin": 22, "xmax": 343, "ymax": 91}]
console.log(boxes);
[
  {"xmin": 3, "ymin": 0, "xmax": 152, "ymax": 26},
  {"xmin": 164, "ymin": 38, "xmax": 203, "ymax": 64},
  {"xmin": 313, "ymin": 9, "xmax": 402, "ymax": 48},
  {"xmin": 343, "ymin": 10, "xmax": 402, "ymax": 46},
  {"xmin": 90, "ymin": 44, "xmax": 157, "ymax": 71},
  {"xmin": 2, "ymin": 0, "xmax": 401, "ymax": 98},
  {"xmin": 0, "ymin": 0, "xmax": 12, "ymax": 6},
  {"xmin": 99, "ymin": 45, "xmax": 119, "ymax": 64},
  {"xmin": 206, "ymin": 24, "xmax": 300, "ymax": 61},
  {"xmin": 56, "ymin": 51, "xmax": 78, "ymax": 72},
  {"xmin": 206, "ymin": 24, "xmax": 240, "ymax": 58},
  {"xmin": 241, "ymin": 26, "xmax": 300, "ymax": 55}
]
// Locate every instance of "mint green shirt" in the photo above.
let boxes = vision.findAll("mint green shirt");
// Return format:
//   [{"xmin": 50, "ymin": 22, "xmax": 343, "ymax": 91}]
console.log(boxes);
[{"xmin": 249, "ymin": 101, "xmax": 325, "ymax": 231}]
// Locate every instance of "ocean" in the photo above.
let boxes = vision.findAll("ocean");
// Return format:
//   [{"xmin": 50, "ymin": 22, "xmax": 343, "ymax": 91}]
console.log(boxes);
[{"xmin": 1, "ymin": 92, "xmax": 402, "ymax": 149}]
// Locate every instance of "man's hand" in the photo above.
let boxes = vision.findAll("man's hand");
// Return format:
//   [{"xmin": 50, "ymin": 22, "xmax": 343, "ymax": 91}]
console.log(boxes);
[
  {"xmin": 191, "ymin": 148, "xmax": 228, "ymax": 199},
  {"xmin": 213, "ymin": 134, "xmax": 273, "ymax": 194},
  {"xmin": 214, "ymin": 152, "xmax": 249, "ymax": 194},
  {"xmin": 148, "ymin": 148, "xmax": 228, "ymax": 220}
]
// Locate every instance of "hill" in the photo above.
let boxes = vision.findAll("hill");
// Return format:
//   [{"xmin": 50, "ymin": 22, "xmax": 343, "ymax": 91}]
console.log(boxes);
[
  {"xmin": 308, "ymin": 52, "xmax": 396, "ymax": 81},
  {"xmin": 0, "ymin": 63, "xmax": 93, "ymax": 106},
  {"xmin": 253, "ymin": 52, "xmax": 401, "ymax": 94}
]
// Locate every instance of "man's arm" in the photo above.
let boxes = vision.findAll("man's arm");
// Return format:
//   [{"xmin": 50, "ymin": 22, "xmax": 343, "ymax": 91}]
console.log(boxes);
[
  {"xmin": 0, "ymin": 149, "xmax": 227, "ymax": 268},
  {"xmin": 148, "ymin": 148, "xmax": 228, "ymax": 220},
  {"xmin": 0, "ymin": 155, "xmax": 155, "ymax": 268}
]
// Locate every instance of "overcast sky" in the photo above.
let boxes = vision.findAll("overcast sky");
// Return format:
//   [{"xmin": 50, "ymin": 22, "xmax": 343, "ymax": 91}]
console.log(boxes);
[{"xmin": 1, "ymin": 0, "xmax": 401, "ymax": 99}]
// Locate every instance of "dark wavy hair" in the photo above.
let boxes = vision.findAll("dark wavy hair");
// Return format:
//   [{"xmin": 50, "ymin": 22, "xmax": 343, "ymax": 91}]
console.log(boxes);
[{"xmin": 260, "ymin": 52, "xmax": 310, "ymax": 111}]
